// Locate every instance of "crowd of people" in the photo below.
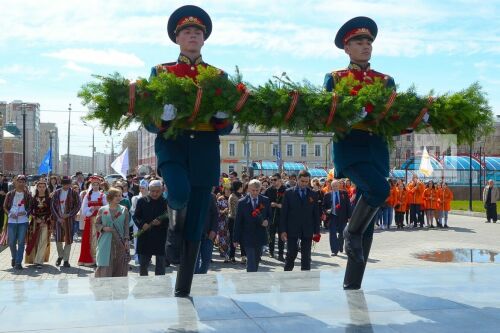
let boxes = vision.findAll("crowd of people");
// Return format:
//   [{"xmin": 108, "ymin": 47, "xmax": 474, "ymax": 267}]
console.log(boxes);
[{"xmin": 0, "ymin": 168, "xmax": 491, "ymax": 275}]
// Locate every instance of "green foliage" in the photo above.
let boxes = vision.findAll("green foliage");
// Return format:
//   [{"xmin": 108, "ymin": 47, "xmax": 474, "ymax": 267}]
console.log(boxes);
[{"xmin": 78, "ymin": 69, "xmax": 494, "ymax": 143}]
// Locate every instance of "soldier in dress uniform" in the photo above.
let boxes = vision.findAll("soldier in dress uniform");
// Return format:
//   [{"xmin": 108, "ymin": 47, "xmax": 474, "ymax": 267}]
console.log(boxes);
[
  {"xmin": 143, "ymin": 5, "xmax": 233, "ymax": 297},
  {"xmin": 323, "ymin": 17, "xmax": 395, "ymax": 290}
]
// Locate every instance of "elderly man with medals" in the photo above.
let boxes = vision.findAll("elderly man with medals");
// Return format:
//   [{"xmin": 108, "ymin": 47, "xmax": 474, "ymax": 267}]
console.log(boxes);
[
  {"xmin": 144, "ymin": 5, "xmax": 233, "ymax": 297},
  {"xmin": 323, "ymin": 17, "xmax": 395, "ymax": 290}
]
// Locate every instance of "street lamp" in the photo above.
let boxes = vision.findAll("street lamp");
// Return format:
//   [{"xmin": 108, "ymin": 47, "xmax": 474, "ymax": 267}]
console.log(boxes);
[
  {"xmin": 21, "ymin": 103, "xmax": 27, "ymax": 175},
  {"xmin": 83, "ymin": 121, "xmax": 96, "ymax": 174},
  {"xmin": 66, "ymin": 103, "xmax": 72, "ymax": 176},
  {"xmin": 48, "ymin": 130, "xmax": 55, "ymax": 175},
  {"xmin": 276, "ymin": 72, "xmax": 287, "ymax": 173}
]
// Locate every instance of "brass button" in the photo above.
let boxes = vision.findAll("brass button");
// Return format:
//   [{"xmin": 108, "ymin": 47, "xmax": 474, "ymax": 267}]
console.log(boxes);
[
  {"xmin": 190, "ymin": 66, "xmax": 195, "ymax": 71},
  {"xmin": 190, "ymin": 134, "xmax": 195, "ymax": 139}
]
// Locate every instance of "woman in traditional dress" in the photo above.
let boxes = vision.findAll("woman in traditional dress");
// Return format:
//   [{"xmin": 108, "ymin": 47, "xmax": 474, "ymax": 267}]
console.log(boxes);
[
  {"xmin": 215, "ymin": 185, "xmax": 231, "ymax": 263},
  {"xmin": 78, "ymin": 176, "xmax": 107, "ymax": 266},
  {"xmin": 25, "ymin": 179, "xmax": 52, "ymax": 269},
  {"xmin": 95, "ymin": 187, "xmax": 130, "ymax": 277}
]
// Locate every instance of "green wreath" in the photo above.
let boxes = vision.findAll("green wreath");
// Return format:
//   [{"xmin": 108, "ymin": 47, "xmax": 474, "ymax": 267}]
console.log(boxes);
[{"xmin": 78, "ymin": 66, "xmax": 494, "ymax": 144}]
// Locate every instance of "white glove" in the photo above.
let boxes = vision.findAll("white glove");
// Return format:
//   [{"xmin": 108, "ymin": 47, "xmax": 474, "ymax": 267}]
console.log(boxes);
[
  {"xmin": 161, "ymin": 104, "xmax": 177, "ymax": 121},
  {"xmin": 214, "ymin": 111, "xmax": 229, "ymax": 119},
  {"xmin": 422, "ymin": 112, "xmax": 430, "ymax": 123}
]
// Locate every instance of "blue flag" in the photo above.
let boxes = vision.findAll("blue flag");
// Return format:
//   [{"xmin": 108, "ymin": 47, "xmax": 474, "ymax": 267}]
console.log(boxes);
[{"xmin": 38, "ymin": 148, "xmax": 52, "ymax": 174}]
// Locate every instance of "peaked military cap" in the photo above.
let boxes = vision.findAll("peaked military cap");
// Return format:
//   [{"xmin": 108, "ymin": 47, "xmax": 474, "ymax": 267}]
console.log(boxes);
[
  {"xmin": 167, "ymin": 5, "xmax": 212, "ymax": 43},
  {"xmin": 335, "ymin": 16, "xmax": 378, "ymax": 49}
]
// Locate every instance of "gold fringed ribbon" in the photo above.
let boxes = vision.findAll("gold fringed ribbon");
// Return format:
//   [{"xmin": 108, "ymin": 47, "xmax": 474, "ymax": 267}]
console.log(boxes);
[
  {"xmin": 284, "ymin": 91, "xmax": 300, "ymax": 122},
  {"xmin": 127, "ymin": 82, "xmax": 136, "ymax": 117},
  {"xmin": 234, "ymin": 90, "xmax": 250, "ymax": 113},
  {"xmin": 409, "ymin": 96, "xmax": 434, "ymax": 130},
  {"xmin": 188, "ymin": 87, "xmax": 203, "ymax": 123}
]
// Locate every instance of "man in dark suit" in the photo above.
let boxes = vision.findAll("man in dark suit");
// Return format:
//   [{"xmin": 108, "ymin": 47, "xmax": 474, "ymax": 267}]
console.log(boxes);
[
  {"xmin": 234, "ymin": 179, "xmax": 271, "ymax": 272},
  {"xmin": 323, "ymin": 180, "xmax": 352, "ymax": 256},
  {"xmin": 280, "ymin": 170, "xmax": 321, "ymax": 271}
]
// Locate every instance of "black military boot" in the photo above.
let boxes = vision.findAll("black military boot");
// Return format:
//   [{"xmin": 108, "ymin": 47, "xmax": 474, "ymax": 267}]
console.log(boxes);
[
  {"xmin": 343, "ymin": 233, "xmax": 373, "ymax": 290},
  {"xmin": 174, "ymin": 240, "xmax": 201, "ymax": 297},
  {"xmin": 168, "ymin": 206, "xmax": 187, "ymax": 233},
  {"xmin": 343, "ymin": 196, "xmax": 379, "ymax": 263}
]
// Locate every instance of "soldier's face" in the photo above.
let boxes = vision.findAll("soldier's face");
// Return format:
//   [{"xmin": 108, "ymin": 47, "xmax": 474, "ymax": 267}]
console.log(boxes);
[
  {"xmin": 344, "ymin": 37, "xmax": 372, "ymax": 63},
  {"xmin": 176, "ymin": 27, "xmax": 204, "ymax": 53}
]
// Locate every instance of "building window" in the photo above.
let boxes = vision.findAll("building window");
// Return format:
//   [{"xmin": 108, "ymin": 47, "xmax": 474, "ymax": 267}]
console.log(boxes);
[
  {"xmin": 229, "ymin": 142, "xmax": 236, "ymax": 157},
  {"xmin": 301, "ymin": 144, "xmax": 307, "ymax": 157},
  {"xmin": 314, "ymin": 144, "xmax": 321, "ymax": 157},
  {"xmin": 406, "ymin": 149, "xmax": 412, "ymax": 159},
  {"xmin": 228, "ymin": 165, "xmax": 235, "ymax": 173},
  {"xmin": 406, "ymin": 135, "xmax": 411, "ymax": 142},
  {"xmin": 396, "ymin": 148, "xmax": 401, "ymax": 159},
  {"xmin": 286, "ymin": 144, "xmax": 293, "ymax": 157},
  {"xmin": 272, "ymin": 143, "xmax": 278, "ymax": 157}
]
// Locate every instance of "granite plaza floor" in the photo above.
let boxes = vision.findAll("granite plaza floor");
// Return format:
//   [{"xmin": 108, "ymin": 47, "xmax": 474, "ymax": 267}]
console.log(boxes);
[{"xmin": 0, "ymin": 213, "xmax": 499, "ymax": 332}]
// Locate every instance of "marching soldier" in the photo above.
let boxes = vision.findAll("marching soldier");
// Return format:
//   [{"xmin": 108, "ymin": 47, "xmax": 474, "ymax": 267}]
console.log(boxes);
[
  {"xmin": 144, "ymin": 5, "xmax": 233, "ymax": 297},
  {"xmin": 323, "ymin": 17, "xmax": 395, "ymax": 289}
]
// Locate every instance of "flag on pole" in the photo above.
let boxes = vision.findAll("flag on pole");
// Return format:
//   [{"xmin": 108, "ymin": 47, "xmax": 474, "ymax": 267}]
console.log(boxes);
[
  {"xmin": 38, "ymin": 148, "xmax": 52, "ymax": 174},
  {"xmin": 419, "ymin": 147, "xmax": 434, "ymax": 177},
  {"xmin": 111, "ymin": 148, "xmax": 129, "ymax": 178}
]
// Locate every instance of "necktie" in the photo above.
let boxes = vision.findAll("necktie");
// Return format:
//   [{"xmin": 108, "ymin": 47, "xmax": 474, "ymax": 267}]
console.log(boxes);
[
  {"xmin": 253, "ymin": 198, "xmax": 257, "ymax": 209},
  {"xmin": 301, "ymin": 189, "xmax": 305, "ymax": 200}
]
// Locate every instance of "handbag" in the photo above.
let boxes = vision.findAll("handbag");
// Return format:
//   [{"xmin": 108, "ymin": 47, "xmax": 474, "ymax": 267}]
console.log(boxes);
[
  {"xmin": 112, "ymin": 222, "xmax": 131, "ymax": 263},
  {"xmin": 0, "ymin": 214, "xmax": 8, "ymax": 246}
]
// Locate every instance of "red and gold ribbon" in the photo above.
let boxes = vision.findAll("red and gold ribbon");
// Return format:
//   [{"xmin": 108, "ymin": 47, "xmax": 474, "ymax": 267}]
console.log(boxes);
[
  {"xmin": 127, "ymin": 82, "xmax": 136, "ymax": 117},
  {"xmin": 284, "ymin": 91, "xmax": 300, "ymax": 122},
  {"xmin": 188, "ymin": 87, "xmax": 204, "ymax": 124},
  {"xmin": 326, "ymin": 92, "xmax": 338, "ymax": 126},
  {"xmin": 234, "ymin": 90, "xmax": 250, "ymax": 113},
  {"xmin": 409, "ymin": 96, "xmax": 434, "ymax": 130}
]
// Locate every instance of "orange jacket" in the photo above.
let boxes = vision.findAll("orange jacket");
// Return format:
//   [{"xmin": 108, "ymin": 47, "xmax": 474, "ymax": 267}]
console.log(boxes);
[
  {"xmin": 394, "ymin": 188, "xmax": 408, "ymax": 213},
  {"xmin": 437, "ymin": 187, "xmax": 454, "ymax": 211},
  {"xmin": 407, "ymin": 182, "xmax": 425, "ymax": 205},
  {"xmin": 385, "ymin": 185, "xmax": 398, "ymax": 207},
  {"xmin": 423, "ymin": 188, "xmax": 438, "ymax": 210}
]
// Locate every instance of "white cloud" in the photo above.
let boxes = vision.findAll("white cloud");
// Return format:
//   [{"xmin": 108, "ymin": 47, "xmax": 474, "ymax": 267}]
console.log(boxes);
[
  {"xmin": 43, "ymin": 49, "xmax": 145, "ymax": 68},
  {"xmin": 63, "ymin": 61, "xmax": 92, "ymax": 73},
  {"xmin": 0, "ymin": 64, "xmax": 49, "ymax": 79},
  {"xmin": 0, "ymin": 0, "xmax": 498, "ymax": 59}
]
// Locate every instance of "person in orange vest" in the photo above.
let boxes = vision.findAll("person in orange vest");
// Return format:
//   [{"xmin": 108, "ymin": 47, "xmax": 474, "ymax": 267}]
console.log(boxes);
[
  {"xmin": 423, "ymin": 181, "xmax": 438, "ymax": 228},
  {"xmin": 407, "ymin": 175, "xmax": 425, "ymax": 228},
  {"xmin": 438, "ymin": 182, "xmax": 454, "ymax": 228},
  {"xmin": 394, "ymin": 182, "xmax": 408, "ymax": 229}
]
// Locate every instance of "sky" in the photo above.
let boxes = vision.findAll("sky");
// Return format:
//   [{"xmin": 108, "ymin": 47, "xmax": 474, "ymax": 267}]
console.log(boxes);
[{"xmin": 0, "ymin": 0, "xmax": 499, "ymax": 158}]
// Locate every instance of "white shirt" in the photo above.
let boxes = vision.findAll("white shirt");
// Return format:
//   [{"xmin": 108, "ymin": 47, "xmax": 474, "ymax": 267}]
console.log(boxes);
[
  {"xmin": 8, "ymin": 192, "xmax": 29, "ymax": 224},
  {"xmin": 81, "ymin": 191, "xmax": 107, "ymax": 217},
  {"xmin": 59, "ymin": 189, "xmax": 68, "ymax": 214}
]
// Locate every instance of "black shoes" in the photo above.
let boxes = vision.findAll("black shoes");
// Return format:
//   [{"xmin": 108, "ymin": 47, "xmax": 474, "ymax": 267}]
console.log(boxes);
[
  {"xmin": 15, "ymin": 264, "xmax": 23, "ymax": 270},
  {"xmin": 278, "ymin": 255, "xmax": 285, "ymax": 262},
  {"xmin": 331, "ymin": 253, "xmax": 338, "ymax": 257},
  {"xmin": 11, "ymin": 259, "xmax": 15, "ymax": 268},
  {"xmin": 56, "ymin": 257, "xmax": 63, "ymax": 266},
  {"xmin": 63, "ymin": 261, "xmax": 71, "ymax": 268}
]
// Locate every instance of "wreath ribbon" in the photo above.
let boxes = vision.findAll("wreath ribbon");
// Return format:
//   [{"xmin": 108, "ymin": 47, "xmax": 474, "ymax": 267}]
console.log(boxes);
[
  {"xmin": 284, "ymin": 91, "xmax": 300, "ymax": 122},
  {"xmin": 326, "ymin": 92, "xmax": 338, "ymax": 126},
  {"xmin": 188, "ymin": 87, "xmax": 204, "ymax": 123},
  {"xmin": 127, "ymin": 82, "xmax": 136, "ymax": 117},
  {"xmin": 410, "ymin": 96, "xmax": 434, "ymax": 130},
  {"xmin": 234, "ymin": 90, "xmax": 250, "ymax": 113}
]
